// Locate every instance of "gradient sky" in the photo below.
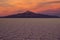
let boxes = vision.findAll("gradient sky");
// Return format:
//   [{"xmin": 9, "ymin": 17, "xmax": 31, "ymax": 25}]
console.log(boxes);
[{"xmin": 0, "ymin": 0, "xmax": 60, "ymax": 16}]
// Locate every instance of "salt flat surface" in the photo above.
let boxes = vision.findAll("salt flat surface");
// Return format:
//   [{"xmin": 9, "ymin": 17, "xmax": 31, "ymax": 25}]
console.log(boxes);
[{"xmin": 0, "ymin": 18, "xmax": 60, "ymax": 40}]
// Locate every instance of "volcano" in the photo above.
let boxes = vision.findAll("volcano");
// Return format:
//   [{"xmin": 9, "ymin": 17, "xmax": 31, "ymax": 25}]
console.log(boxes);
[{"xmin": 0, "ymin": 11, "xmax": 60, "ymax": 18}]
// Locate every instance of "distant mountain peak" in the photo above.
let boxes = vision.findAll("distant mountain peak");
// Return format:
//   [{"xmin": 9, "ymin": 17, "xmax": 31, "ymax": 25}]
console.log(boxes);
[
  {"xmin": 0, "ymin": 11, "xmax": 60, "ymax": 18},
  {"xmin": 22, "ymin": 11, "xmax": 35, "ymax": 15},
  {"xmin": 25, "ymin": 11, "xmax": 34, "ymax": 13}
]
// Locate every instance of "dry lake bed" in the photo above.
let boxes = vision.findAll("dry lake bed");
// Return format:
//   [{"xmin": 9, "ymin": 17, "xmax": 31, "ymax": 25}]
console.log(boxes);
[{"xmin": 0, "ymin": 18, "xmax": 60, "ymax": 40}]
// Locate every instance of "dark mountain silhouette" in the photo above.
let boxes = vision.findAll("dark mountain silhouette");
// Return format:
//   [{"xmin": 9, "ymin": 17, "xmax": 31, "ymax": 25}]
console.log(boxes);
[
  {"xmin": 41, "ymin": 9, "xmax": 60, "ymax": 17},
  {"xmin": 0, "ymin": 11, "xmax": 60, "ymax": 18}
]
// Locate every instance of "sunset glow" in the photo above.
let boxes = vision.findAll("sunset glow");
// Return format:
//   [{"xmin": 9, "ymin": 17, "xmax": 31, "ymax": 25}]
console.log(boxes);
[{"xmin": 0, "ymin": 0, "xmax": 60, "ymax": 16}]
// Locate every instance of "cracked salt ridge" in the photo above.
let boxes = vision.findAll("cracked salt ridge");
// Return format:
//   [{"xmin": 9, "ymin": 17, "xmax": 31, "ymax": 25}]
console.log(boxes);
[
  {"xmin": 0, "ymin": 18, "xmax": 60, "ymax": 40},
  {"xmin": 0, "ymin": 36, "xmax": 3, "ymax": 40}
]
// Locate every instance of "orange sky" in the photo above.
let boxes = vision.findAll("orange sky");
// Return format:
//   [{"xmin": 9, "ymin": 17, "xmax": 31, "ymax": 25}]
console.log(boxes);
[{"xmin": 0, "ymin": 0, "xmax": 60, "ymax": 16}]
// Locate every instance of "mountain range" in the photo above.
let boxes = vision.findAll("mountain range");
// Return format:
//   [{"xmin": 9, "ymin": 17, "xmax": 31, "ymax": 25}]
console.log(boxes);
[{"xmin": 0, "ymin": 11, "xmax": 60, "ymax": 18}]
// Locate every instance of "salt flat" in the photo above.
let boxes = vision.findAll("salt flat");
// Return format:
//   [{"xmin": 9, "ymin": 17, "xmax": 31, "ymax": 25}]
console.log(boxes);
[{"xmin": 0, "ymin": 18, "xmax": 60, "ymax": 40}]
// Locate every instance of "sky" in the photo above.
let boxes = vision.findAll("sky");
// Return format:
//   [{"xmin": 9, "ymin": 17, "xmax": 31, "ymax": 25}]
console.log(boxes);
[{"xmin": 0, "ymin": 0, "xmax": 60, "ymax": 16}]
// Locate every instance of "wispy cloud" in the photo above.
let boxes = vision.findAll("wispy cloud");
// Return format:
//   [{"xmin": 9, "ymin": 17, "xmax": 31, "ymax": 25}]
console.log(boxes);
[
  {"xmin": 0, "ymin": 0, "xmax": 60, "ymax": 16},
  {"xmin": 0, "ymin": 0, "xmax": 14, "ymax": 7},
  {"xmin": 31, "ymin": 1, "xmax": 60, "ymax": 10},
  {"xmin": 40, "ymin": 1, "xmax": 60, "ymax": 5}
]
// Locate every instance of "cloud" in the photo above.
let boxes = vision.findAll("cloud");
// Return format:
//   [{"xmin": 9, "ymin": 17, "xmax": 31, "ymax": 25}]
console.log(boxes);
[
  {"xmin": 31, "ymin": 1, "xmax": 60, "ymax": 10},
  {"xmin": 40, "ymin": 1, "xmax": 60, "ymax": 4},
  {"xmin": 40, "ymin": 8, "xmax": 60, "ymax": 17},
  {"xmin": 0, "ymin": 0, "xmax": 60, "ymax": 16},
  {"xmin": 0, "ymin": 0, "xmax": 14, "ymax": 7},
  {"xmin": 0, "ymin": 0, "xmax": 7, "ymax": 2}
]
